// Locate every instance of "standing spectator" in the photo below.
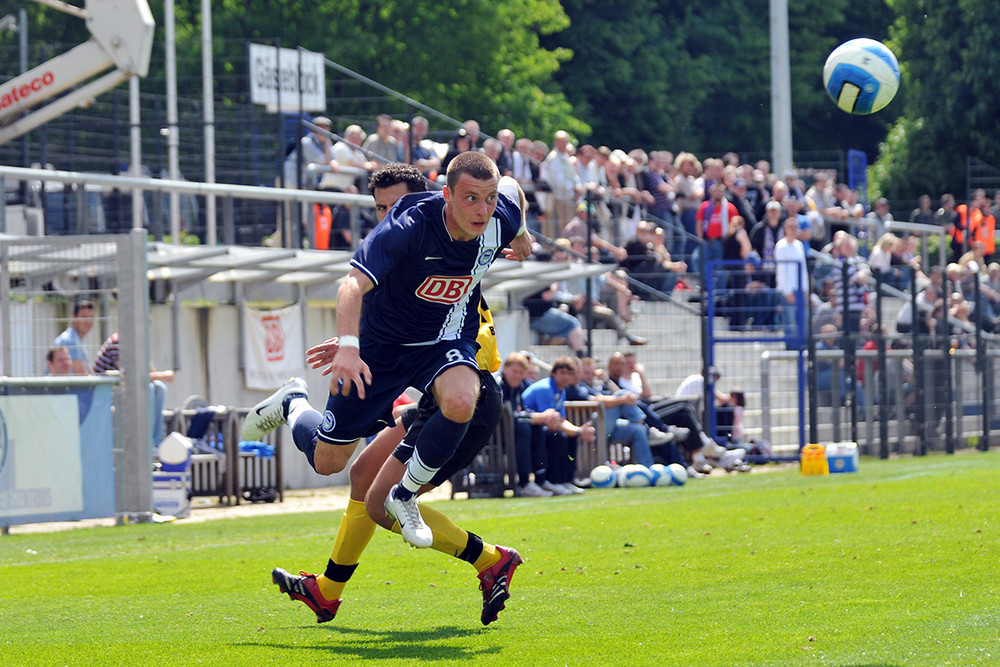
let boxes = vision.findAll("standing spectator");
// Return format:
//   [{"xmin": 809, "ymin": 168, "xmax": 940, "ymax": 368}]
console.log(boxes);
[
  {"xmin": 511, "ymin": 138, "xmax": 541, "ymax": 222},
  {"xmin": 909, "ymin": 194, "xmax": 935, "ymax": 224},
  {"xmin": 462, "ymin": 119, "xmax": 481, "ymax": 150},
  {"xmin": 495, "ymin": 128, "xmax": 515, "ymax": 176},
  {"xmin": 830, "ymin": 235, "xmax": 871, "ymax": 336},
  {"xmin": 53, "ymin": 299, "xmax": 95, "ymax": 375},
  {"xmin": 673, "ymin": 152, "xmax": 703, "ymax": 259},
  {"xmin": 482, "ymin": 138, "xmax": 504, "ymax": 167},
  {"xmin": 866, "ymin": 198, "xmax": 894, "ymax": 240},
  {"xmin": 695, "ymin": 182, "xmax": 739, "ymax": 284},
  {"xmin": 408, "ymin": 116, "xmax": 442, "ymax": 178},
  {"xmin": 283, "ymin": 116, "xmax": 339, "ymax": 190},
  {"xmin": 361, "ymin": 114, "xmax": 398, "ymax": 166},
  {"xmin": 774, "ymin": 215, "xmax": 808, "ymax": 349},
  {"xmin": 543, "ymin": 130, "xmax": 584, "ymax": 240},
  {"xmin": 440, "ymin": 127, "xmax": 474, "ymax": 175},
  {"xmin": 935, "ymin": 193, "xmax": 958, "ymax": 254}
]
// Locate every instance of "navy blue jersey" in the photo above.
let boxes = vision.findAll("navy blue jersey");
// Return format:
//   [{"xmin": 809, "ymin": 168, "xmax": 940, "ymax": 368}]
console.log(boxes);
[{"xmin": 351, "ymin": 184, "xmax": 521, "ymax": 345}]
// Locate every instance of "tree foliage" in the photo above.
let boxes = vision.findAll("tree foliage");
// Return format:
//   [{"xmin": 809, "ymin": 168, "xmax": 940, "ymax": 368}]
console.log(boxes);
[
  {"xmin": 873, "ymin": 0, "xmax": 1000, "ymax": 200},
  {"xmin": 547, "ymin": 0, "xmax": 896, "ymax": 159}
]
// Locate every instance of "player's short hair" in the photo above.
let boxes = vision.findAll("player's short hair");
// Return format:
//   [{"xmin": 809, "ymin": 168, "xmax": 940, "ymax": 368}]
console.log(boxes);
[
  {"xmin": 368, "ymin": 163, "xmax": 427, "ymax": 195},
  {"xmin": 445, "ymin": 151, "xmax": 499, "ymax": 191},
  {"xmin": 46, "ymin": 346, "xmax": 69, "ymax": 363}
]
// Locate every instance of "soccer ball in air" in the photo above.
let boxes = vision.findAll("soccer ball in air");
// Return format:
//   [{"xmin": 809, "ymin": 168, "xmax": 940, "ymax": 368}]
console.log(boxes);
[
  {"xmin": 619, "ymin": 464, "xmax": 654, "ymax": 488},
  {"xmin": 666, "ymin": 463, "xmax": 688, "ymax": 486},
  {"xmin": 590, "ymin": 465, "xmax": 616, "ymax": 488},
  {"xmin": 822, "ymin": 38, "xmax": 900, "ymax": 115}
]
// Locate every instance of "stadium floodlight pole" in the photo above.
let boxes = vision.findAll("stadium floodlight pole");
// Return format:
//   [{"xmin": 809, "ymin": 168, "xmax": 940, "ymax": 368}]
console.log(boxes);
[
  {"xmin": 201, "ymin": 0, "xmax": 217, "ymax": 246},
  {"xmin": 164, "ymin": 0, "xmax": 181, "ymax": 244},
  {"xmin": 769, "ymin": 0, "xmax": 793, "ymax": 176}
]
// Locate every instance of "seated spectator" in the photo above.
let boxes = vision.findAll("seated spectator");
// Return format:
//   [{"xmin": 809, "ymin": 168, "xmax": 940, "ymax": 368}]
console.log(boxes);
[
  {"xmin": 46, "ymin": 346, "xmax": 72, "ymax": 376},
  {"xmin": 520, "ymin": 356, "xmax": 596, "ymax": 495},
  {"xmin": 523, "ymin": 281, "xmax": 586, "ymax": 356},
  {"xmin": 815, "ymin": 323, "xmax": 866, "ymax": 409},
  {"xmin": 868, "ymin": 232, "xmax": 906, "ymax": 289},
  {"xmin": 93, "ymin": 332, "xmax": 176, "ymax": 449},
  {"xmin": 620, "ymin": 229, "xmax": 687, "ymax": 300},
  {"xmin": 675, "ymin": 368, "xmax": 745, "ymax": 446},
  {"xmin": 500, "ymin": 352, "xmax": 556, "ymax": 498},
  {"xmin": 53, "ymin": 299, "xmax": 95, "ymax": 375},
  {"xmin": 554, "ymin": 238, "xmax": 647, "ymax": 345},
  {"xmin": 564, "ymin": 357, "xmax": 667, "ymax": 471}
]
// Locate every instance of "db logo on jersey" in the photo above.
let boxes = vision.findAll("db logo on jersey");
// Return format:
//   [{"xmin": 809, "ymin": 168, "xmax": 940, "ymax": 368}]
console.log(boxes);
[
  {"xmin": 262, "ymin": 314, "xmax": 285, "ymax": 361},
  {"xmin": 416, "ymin": 275, "xmax": 474, "ymax": 304}
]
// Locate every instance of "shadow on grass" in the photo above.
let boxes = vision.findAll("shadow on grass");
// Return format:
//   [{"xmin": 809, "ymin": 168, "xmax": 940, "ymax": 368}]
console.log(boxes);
[{"xmin": 244, "ymin": 624, "xmax": 504, "ymax": 661}]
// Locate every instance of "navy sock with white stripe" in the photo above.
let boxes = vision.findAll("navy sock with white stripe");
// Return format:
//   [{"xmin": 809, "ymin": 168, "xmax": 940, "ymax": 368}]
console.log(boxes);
[{"xmin": 394, "ymin": 412, "xmax": 469, "ymax": 500}]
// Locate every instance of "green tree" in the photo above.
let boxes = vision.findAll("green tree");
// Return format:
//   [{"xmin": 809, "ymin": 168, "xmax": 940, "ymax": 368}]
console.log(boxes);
[
  {"xmin": 873, "ymin": 0, "xmax": 1000, "ymax": 201},
  {"xmin": 548, "ymin": 0, "xmax": 896, "ymax": 160},
  {"xmin": 162, "ymin": 0, "xmax": 578, "ymax": 139}
]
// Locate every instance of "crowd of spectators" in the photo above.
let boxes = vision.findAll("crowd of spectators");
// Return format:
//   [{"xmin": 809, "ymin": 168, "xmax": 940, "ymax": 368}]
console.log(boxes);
[{"xmin": 288, "ymin": 113, "xmax": 1000, "ymax": 451}]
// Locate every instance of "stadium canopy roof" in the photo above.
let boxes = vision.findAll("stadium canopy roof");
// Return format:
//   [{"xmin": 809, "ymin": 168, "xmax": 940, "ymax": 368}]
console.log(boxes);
[{"xmin": 2, "ymin": 237, "xmax": 615, "ymax": 301}]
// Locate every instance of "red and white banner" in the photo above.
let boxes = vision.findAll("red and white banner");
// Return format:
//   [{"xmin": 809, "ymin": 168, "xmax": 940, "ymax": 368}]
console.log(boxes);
[{"xmin": 243, "ymin": 305, "xmax": 305, "ymax": 390}]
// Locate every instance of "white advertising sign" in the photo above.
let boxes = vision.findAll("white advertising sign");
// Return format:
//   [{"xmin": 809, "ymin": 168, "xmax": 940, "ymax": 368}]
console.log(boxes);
[
  {"xmin": 0, "ymin": 395, "xmax": 83, "ymax": 518},
  {"xmin": 243, "ymin": 304, "xmax": 306, "ymax": 391},
  {"xmin": 248, "ymin": 43, "xmax": 326, "ymax": 113}
]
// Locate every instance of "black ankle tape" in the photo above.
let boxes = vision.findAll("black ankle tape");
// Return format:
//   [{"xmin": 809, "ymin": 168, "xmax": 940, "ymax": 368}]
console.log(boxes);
[
  {"xmin": 458, "ymin": 532, "xmax": 484, "ymax": 564},
  {"xmin": 324, "ymin": 560, "xmax": 359, "ymax": 583}
]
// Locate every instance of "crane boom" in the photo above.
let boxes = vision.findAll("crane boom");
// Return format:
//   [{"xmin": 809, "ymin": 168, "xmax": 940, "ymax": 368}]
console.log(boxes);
[{"xmin": 0, "ymin": 0, "xmax": 154, "ymax": 145}]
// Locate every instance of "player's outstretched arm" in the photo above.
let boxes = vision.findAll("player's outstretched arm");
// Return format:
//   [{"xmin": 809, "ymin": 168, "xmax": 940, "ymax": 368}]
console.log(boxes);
[{"xmin": 329, "ymin": 269, "xmax": 374, "ymax": 398}]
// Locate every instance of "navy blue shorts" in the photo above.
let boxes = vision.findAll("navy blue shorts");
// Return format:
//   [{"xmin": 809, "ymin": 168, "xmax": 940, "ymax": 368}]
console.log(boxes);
[
  {"xmin": 317, "ymin": 338, "xmax": 479, "ymax": 445},
  {"xmin": 392, "ymin": 369, "xmax": 503, "ymax": 486}
]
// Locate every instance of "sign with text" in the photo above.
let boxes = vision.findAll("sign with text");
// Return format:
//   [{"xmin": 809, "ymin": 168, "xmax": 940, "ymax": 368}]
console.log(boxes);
[
  {"xmin": 248, "ymin": 43, "xmax": 326, "ymax": 113},
  {"xmin": 0, "ymin": 395, "xmax": 83, "ymax": 519}
]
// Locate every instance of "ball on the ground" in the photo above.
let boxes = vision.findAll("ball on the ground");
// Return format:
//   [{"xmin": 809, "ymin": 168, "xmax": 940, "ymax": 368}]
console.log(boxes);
[
  {"xmin": 666, "ymin": 463, "xmax": 688, "ymax": 486},
  {"xmin": 589, "ymin": 465, "xmax": 616, "ymax": 488},
  {"xmin": 649, "ymin": 463, "xmax": 671, "ymax": 487},
  {"xmin": 620, "ymin": 464, "xmax": 654, "ymax": 488},
  {"xmin": 822, "ymin": 38, "xmax": 900, "ymax": 114}
]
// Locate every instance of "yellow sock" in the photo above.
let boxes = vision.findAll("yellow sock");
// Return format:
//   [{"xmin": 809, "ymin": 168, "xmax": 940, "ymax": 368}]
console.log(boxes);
[
  {"xmin": 317, "ymin": 499, "xmax": 376, "ymax": 601},
  {"xmin": 472, "ymin": 542, "xmax": 501, "ymax": 574},
  {"xmin": 394, "ymin": 505, "xmax": 501, "ymax": 573}
]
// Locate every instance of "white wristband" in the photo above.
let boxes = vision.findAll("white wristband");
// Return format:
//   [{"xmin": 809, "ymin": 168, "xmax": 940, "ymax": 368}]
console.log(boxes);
[{"xmin": 339, "ymin": 335, "xmax": 360, "ymax": 349}]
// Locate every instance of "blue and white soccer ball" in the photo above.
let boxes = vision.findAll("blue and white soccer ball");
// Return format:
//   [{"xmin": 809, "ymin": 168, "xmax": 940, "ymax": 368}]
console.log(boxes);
[
  {"xmin": 666, "ymin": 463, "xmax": 688, "ymax": 486},
  {"xmin": 649, "ymin": 463, "xmax": 671, "ymax": 487},
  {"xmin": 619, "ymin": 464, "xmax": 654, "ymax": 488},
  {"xmin": 822, "ymin": 38, "xmax": 900, "ymax": 115},
  {"xmin": 590, "ymin": 465, "xmax": 616, "ymax": 488}
]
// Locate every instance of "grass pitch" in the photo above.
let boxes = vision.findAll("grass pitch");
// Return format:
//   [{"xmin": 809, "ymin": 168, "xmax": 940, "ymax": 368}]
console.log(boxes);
[{"xmin": 2, "ymin": 451, "xmax": 998, "ymax": 666}]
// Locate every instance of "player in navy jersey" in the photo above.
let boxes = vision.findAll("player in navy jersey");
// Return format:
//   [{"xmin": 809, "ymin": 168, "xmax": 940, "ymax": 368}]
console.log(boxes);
[
  {"xmin": 270, "ymin": 163, "xmax": 524, "ymax": 625},
  {"xmin": 243, "ymin": 151, "xmax": 532, "ymax": 548}
]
